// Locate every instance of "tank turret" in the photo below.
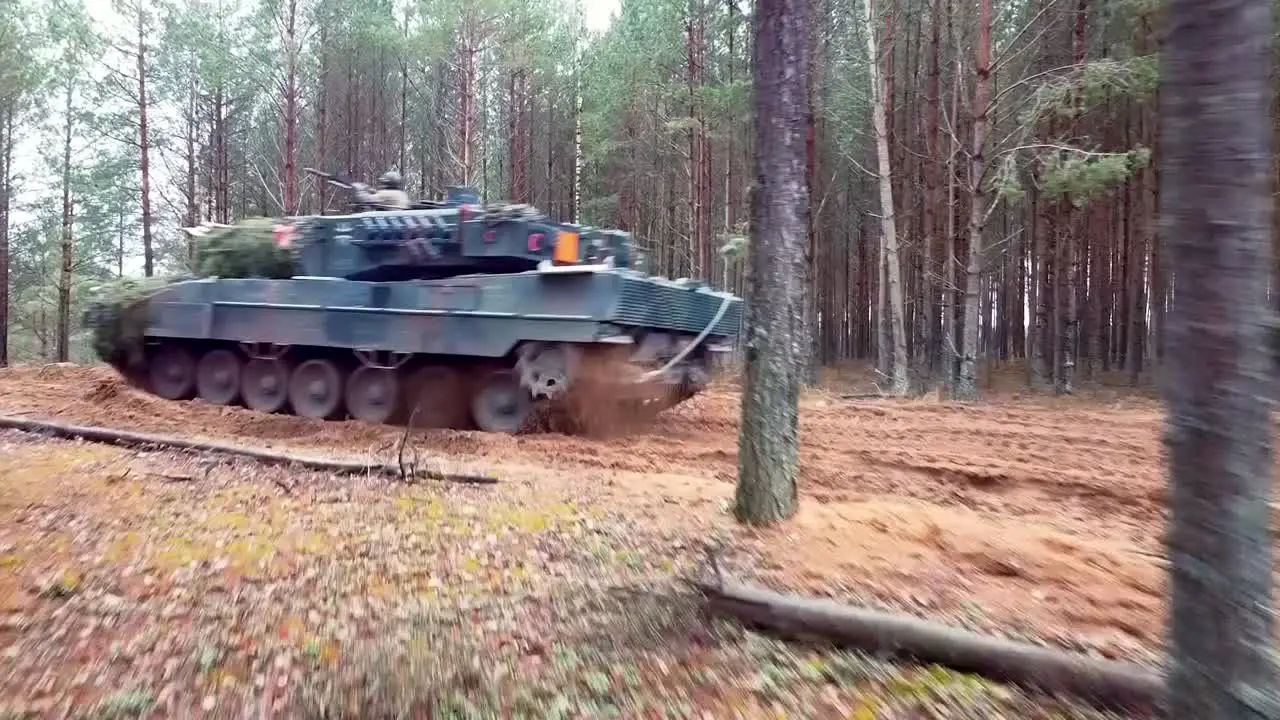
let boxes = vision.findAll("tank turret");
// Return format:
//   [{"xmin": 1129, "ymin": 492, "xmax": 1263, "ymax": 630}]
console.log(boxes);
[{"xmin": 281, "ymin": 168, "xmax": 634, "ymax": 282}]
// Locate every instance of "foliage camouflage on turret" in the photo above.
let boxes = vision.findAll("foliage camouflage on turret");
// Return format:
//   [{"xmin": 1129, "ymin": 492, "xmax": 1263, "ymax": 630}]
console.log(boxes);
[{"xmin": 192, "ymin": 217, "xmax": 298, "ymax": 279}]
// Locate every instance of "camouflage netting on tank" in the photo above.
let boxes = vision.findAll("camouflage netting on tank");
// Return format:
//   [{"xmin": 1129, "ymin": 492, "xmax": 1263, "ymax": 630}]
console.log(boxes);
[
  {"xmin": 83, "ymin": 275, "xmax": 189, "ymax": 374},
  {"xmin": 83, "ymin": 218, "xmax": 302, "ymax": 373},
  {"xmin": 192, "ymin": 217, "xmax": 299, "ymax": 279}
]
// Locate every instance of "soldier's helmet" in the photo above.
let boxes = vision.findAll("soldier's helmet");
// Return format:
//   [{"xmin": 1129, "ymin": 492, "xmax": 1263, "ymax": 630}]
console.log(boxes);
[{"xmin": 376, "ymin": 170, "xmax": 403, "ymax": 190}]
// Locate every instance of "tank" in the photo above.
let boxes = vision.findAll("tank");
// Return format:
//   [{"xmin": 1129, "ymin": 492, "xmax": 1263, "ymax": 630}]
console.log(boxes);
[{"xmin": 84, "ymin": 172, "xmax": 743, "ymax": 434}]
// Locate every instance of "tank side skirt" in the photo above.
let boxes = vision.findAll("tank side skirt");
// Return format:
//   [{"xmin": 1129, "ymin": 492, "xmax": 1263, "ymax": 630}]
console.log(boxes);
[{"xmin": 145, "ymin": 304, "xmax": 610, "ymax": 358}]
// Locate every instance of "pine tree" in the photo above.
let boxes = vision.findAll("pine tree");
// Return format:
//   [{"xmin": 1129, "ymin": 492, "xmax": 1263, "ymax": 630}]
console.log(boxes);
[
  {"xmin": 1161, "ymin": 0, "xmax": 1278, "ymax": 715},
  {"xmin": 734, "ymin": 0, "xmax": 810, "ymax": 525}
]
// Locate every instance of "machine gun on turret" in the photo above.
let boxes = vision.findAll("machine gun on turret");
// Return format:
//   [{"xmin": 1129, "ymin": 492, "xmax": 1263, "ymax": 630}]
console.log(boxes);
[
  {"xmin": 305, "ymin": 167, "xmax": 391, "ymax": 213},
  {"xmin": 305, "ymin": 167, "xmax": 491, "ymax": 213}
]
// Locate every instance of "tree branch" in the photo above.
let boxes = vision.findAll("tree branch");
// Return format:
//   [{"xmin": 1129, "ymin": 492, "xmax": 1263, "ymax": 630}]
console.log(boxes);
[
  {"xmin": 694, "ymin": 577, "xmax": 1164, "ymax": 712},
  {"xmin": 0, "ymin": 415, "xmax": 500, "ymax": 485}
]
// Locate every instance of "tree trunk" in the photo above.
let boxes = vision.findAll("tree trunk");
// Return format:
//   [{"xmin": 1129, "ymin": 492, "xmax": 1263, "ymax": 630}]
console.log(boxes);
[
  {"xmin": 1160, "ymin": 0, "xmax": 1278, "ymax": 716},
  {"xmin": 281, "ymin": 0, "xmax": 299, "ymax": 215},
  {"xmin": 57, "ymin": 81, "xmax": 74, "ymax": 363},
  {"xmin": 0, "ymin": 104, "xmax": 11, "ymax": 368},
  {"xmin": 865, "ymin": 0, "xmax": 909, "ymax": 396},
  {"xmin": 940, "ymin": 0, "xmax": 958, "ymax": 391},
  {"xmin": 136, "ymin": 3, "xmax": 154, "ymax": 276},
  {"xmin": 116, "ymin": 205, "xmax": 125, "ymax": 278},
  {"xmin": 697, "ymin": 578, "xmax": 1163, "ymax": 712},
  {"xmin": 0, "ymin": 415, "xmax": 498, "ymax": 485},
  {"xmin": 735, "ymin": 0, "xmax": 809, "ymax": 526},
  {"xmin": 955, "ymin": 0, "xmax": 990, "ymax": 400},
  {"xmin": 460, "ymin": 26, "xmax": 478, "ymax": 186},
  {"xmin": 185, "ymin": 81, "xmax": 198, "ymax": 235},
  {"xmin": 923, "ymin": 0, "xmax": 941, "ymax": 377},
  {"xmin": 572, "ymin": 0, "xmax": 584, "ymax": 223}
]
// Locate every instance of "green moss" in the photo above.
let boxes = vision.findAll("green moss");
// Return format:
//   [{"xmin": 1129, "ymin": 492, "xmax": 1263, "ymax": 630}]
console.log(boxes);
[
  {"xmin": 82, "ymin": 689, "xmax": 154, "ymax": 720},
  {"xmin": 38, "ymin": 568, "xmax": 83, "ymax": 598}
]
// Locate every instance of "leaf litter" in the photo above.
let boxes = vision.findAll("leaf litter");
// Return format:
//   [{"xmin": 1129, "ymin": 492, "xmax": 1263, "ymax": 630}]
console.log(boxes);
[{"xmin": 0, "ymin": 430, "xmax": 1129, "ymax": 718}]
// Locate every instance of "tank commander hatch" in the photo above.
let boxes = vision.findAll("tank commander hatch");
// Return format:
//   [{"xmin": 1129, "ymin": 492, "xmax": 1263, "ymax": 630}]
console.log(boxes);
[{"xmin": 352, "ymin": 170, "xmax": 411, "ymax": 210}]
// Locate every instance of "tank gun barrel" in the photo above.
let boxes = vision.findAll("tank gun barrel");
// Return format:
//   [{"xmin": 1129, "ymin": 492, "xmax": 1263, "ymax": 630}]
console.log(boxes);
[{"xmin": 304, "ymin": 167, "xmax": 359, "ymax": 191}]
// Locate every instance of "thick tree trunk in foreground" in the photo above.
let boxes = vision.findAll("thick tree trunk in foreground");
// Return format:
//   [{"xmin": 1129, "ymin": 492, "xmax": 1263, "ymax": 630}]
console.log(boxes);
[
  {"xmin": 1161, "ymin": 0, "xmax": 1277, "ymax": 716},
  {"xmin": 735, "ymin": 0, "xmax": 809, "ymax": 525}
]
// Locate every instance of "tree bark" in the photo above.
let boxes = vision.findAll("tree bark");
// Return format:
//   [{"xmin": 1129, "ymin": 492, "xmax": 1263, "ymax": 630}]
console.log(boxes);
[
  {"xmin": 940, "ymin": 0, "xmax": 958, "ymax": 391},
  {"xmin": 696, "ymin": 578, "xmax": 1163, "ymax": 712},
  {"xmin": 923, "ymin": 0, "xmax": 941, "ymax": 378},
  {"xmin": 0, "ymin": 104, "xmax": 11, "ymax": 368},
  {"xmin": 57, "ymin": 81, "xmax": 74, "ymax": 364},
  {"xmin": 735, "ymin": 0, "xmax": 809, "ymax": 525},
  {"xmin": 0, "ymin": 415, "xmax": 498, "ymax": 485},
  {"xmin": 955, "ymin": 0, "xmax": 990, "ymax": 400},
  {"xmin": 135, "ymin": 2, "xmax": 154, "ymax": 276},
  {"xmin": 280, "ymin": 0, "xmax": 300, "ymax": 215},
  {"xmin": 459, "ymin": 23, "xmax": 478, "ymax": 186},
  {"xmin": 1160, "ymin": 0, "xmax": 1278, "ymax": 716},
  {"xmin": 865, "ymin": 0, "xmax": 909, "ymax": 395}
]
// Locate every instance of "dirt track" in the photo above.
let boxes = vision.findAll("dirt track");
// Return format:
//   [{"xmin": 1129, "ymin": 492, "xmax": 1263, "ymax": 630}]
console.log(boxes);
[{"xmin": 0, "ymin": 364, "xmax": 1181, "ymax": 661}]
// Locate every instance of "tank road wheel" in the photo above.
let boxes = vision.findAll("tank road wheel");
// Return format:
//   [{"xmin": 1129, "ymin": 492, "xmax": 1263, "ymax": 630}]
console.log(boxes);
[
  {"xmin": 196, "ymin": 349, "xmax": 243, "ymax": 405},
  {"xmin": 470, "ymin": 369, "xmax": 533, "ymax": 434},
  {"xmin": 407, "ymin": 366, "xmax": 471, "ymax": 429},
  {"xmin": 345, "ymin": 366, "xmax": 400, "ymax": 425},
  {"xmin": 241, "ymin": 358, "xmax": 290, "ymax": 413},
  {"xmin": 149, "ymin": 345, "xmax": 197, "ymax": 400},
  {"xmin": 288, "ymin": 359, "xmax": 345, "ymax": 419}
]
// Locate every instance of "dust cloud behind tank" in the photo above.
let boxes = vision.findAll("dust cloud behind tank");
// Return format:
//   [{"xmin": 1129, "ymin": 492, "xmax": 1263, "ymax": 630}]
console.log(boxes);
[{"xmin": 83, "ymin": 175, "xmax": 743, "ymax": 434}]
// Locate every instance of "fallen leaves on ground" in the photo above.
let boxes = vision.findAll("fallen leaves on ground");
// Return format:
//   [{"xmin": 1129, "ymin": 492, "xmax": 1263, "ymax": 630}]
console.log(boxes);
[{"xmin": 0, "ymin": 432, "xmax": 1125, "ymax": 719}]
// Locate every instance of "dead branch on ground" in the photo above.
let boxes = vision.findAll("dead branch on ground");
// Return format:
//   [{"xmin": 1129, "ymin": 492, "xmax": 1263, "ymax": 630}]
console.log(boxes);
[
  {"xmin": 693, "ymin": 577, "xmax": 1164, "ymax": 713},
  {"xmin": 0, "ymin": 415, "xmax": 499, "ymax": 485},
  {"xmin": 397, "ymin": 407, "xmax": 421, "ymax": 483}
]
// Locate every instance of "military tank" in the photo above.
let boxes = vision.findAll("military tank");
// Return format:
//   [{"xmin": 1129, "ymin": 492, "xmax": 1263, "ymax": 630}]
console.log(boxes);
[{"xmin": 85, "ymin": 171, "xmax": 743, "ymax": 434}]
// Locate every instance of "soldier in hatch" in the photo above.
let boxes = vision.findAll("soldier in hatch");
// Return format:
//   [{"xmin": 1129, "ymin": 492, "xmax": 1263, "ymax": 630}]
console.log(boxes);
[{"xmin": 352, "ymin": 170, "xmax": 411, "ymax": 210}]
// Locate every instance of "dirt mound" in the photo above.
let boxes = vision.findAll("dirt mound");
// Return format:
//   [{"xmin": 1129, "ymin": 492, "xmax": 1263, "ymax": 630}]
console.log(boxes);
[{"xmin": 83, "ymin": 376, "xmax": 125, "ymax": 403}]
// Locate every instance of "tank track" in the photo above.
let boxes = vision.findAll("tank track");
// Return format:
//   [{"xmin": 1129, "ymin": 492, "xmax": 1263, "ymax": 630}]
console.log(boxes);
[{"xmin": 116, "ymin": 336, "xmax": 711, "ymax": 435}]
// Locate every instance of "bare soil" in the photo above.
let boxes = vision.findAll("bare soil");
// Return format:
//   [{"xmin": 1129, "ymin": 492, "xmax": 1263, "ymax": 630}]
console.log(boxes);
[{"xmin": 0, "ymin": 363, "xmax": 1191, "ymax": 716}]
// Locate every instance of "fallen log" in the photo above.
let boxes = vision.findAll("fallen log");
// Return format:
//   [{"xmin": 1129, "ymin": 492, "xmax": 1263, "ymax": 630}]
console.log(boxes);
[
  {"xmin": 695, "ymin": 578, "xmax": 1165, "ymax": 712},
  {"xmin": 0, "ymin": 415, "xmax": 499, "ymax": 486}
]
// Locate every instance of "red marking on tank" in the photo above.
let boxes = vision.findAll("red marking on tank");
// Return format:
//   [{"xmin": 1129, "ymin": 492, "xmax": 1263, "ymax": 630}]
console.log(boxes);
[
  {"xmin": 484, "ymin": 230, "xmax": 497, "ymax": 243},
  {"xmin": 528, "ymin": 233, "xmax": 544, "ymax": 251},
  {"xmin": 273, "ymin": 224, "xmax": 296, "ymax": 248}
]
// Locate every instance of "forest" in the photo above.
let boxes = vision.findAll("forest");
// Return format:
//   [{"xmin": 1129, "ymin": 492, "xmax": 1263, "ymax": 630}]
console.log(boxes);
[{"xmin": 0, "ymin": 0, "xmax": 1175, "ymax": 398}]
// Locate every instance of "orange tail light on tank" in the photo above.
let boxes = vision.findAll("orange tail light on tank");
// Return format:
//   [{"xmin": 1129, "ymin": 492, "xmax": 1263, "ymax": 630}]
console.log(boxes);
[{"xmin": 553, "ymin": 230, "xmax": 579, "ymax": 264}]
